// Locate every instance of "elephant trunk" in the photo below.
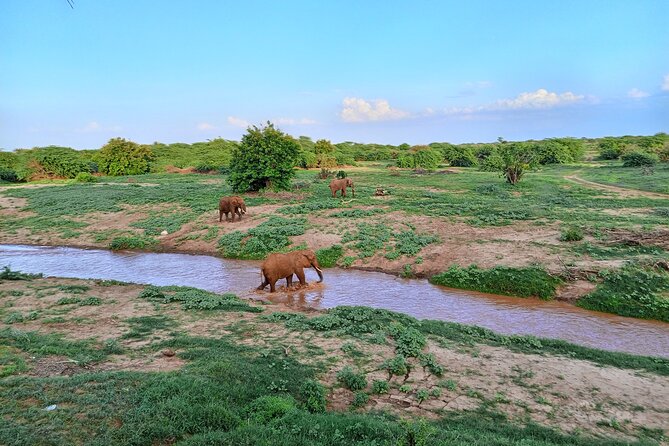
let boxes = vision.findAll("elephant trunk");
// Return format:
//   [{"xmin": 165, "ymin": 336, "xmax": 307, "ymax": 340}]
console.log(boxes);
[{"xmin": 313, "ymin": 265, "xmax": 323, "ymax": 283}]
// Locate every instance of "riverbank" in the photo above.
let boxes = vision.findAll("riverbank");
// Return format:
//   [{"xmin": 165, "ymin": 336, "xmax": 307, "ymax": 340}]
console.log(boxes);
[
  {"xmin": 1, "ymin": 274, "xmax": 668, "ymax": 445},
  {"xmin": 1, "ymin": 163, "xmax": 668, "ymax": 320}
]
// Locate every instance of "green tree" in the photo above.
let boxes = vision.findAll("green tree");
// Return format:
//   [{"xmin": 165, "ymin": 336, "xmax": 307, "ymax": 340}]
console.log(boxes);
[
  {"xmin": 97, "ymin": 138, "xmax": 154, "ymax": 176},
  {"xmin": 228, "ymin": 123, "xmax": 300, "ymax": 191},
  {"xmin": 314, "ymin": 139, "xmax": 337, "ymax": 168},
  {"xmin": 497, "ymin": 142, "xmax": 538, "ymax": 185}
]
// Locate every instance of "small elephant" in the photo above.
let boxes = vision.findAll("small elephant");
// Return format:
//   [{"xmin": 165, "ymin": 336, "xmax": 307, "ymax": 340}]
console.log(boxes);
[
  {"xmin": 329, "ymin": 178, "xmax": 355, "ymax": 198},
  {"xmin": 258, "ymin": 249, "xmax": 323, "ymax": 293},
  {"xmin": 219, "ymin": 196, "xmax": 246, "ymax": 222}
]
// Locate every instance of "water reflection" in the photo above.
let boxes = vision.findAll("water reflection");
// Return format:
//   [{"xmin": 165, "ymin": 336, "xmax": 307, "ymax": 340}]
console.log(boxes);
[{"xmin": 1, "ymin": 244, "xmax": 668, "ymax": 358}]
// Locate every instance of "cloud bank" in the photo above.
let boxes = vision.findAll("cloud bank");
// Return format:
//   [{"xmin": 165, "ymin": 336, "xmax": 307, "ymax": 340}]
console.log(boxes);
[{"xmin": 340, "ymin": 97, "xmax": 410, "ymax": 122}]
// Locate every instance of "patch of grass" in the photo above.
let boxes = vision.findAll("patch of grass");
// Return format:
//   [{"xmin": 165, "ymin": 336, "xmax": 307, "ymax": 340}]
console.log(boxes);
[
  {"xmin": 430, "ymin": 264, "xmax": 562, "ymax": 300},
  {"xmin": 57, "ymin": 284, "xmax": 90, "ymax": 294},
  {"xmin": 79, "ymin": 296, "xmax": 102, "ymax": 306},
  {"xmin": 574, "ymin": 242, "xmax": 665, "ymax": 259},
  {"xmin": 336, "ymin": 366, "xmax": 367, "ymax": 391},
  {"xmin": 218, "ymin": 216, "xmax": 306, "ymax": 260},
  {"xmin": 0, "ymin": 346, "xmax": 28, "ymax": 377},
  {"xmin": 130, "ymin": 211, "xmax": 196, "ymax": 235},
  {"xmin": 576, "ymin": 264, "xmax": 669, "ymax": 322},
  {"xmin": 372, "ymin": 380, "xmax": 390, "ymax": 394},
  {"xmin": 278, "ymin": 199, "xmax": 340, "ymax": 214},
  {"xmin": 299, "ymin": 379, "xmax": 327, "ymax": 413},
  {"xmin": 0, "ymin": 266, "xmax": 42, "ymax": 281},
  {"xmin": 315, "ymin": 244, "xmax": 343, "ymax": 268},
  {"xmin": 560, "ymin": 226, "xmax": 584, "ymax": 242},
  {"xmin": 330, "ymin": 208, "xmax": 385, "ymax": 218},
  {"xmin": 56, "ymin": 296, "xmax": 81, "ymax": 305},
  {"xmin": 138, "ymin": 285, "xmax": 261, "ymax": 313},
  {"xmin": 109, "ymin": 235, "xmax": 158, "ymax": 250},
  {"xmin": 341, "ymin": 223, "xmax": 392, "ymax": 258},
  {"xmin": 122, "ymin": 315, "xmax": 176, "ymax": 339}
]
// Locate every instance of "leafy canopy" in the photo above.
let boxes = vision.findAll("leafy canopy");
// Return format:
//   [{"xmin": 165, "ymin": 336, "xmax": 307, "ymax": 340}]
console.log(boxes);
[
  {"xmin": 97, "ymin": 138, "xmax": 154, "ymax": 176},
  {"xmin": 228, "ymin": 122, "xmax": 300, "ymax": 192}
]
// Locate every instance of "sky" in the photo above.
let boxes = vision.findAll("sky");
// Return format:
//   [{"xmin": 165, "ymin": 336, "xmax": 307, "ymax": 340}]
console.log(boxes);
[{"xmin": 1, "ymin": 0, "xmax": 668, "ymax": 150}]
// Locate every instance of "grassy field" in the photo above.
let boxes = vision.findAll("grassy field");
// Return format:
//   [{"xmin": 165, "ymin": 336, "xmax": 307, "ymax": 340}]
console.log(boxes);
[
  {"xmin": 1, "ymin": 274, "xmax": 668, "ymax": 445},
  {"xmin": 1, "ymin": 158, "xmax": 668, "ymax": 321}
]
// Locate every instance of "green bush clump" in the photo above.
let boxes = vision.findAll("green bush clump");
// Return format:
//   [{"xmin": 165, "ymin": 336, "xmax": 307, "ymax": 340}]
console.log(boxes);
[
  {"xmin": 79, "ymin": 296, "xmax": 102, "ymax": 306},
  {"xmin": 229, "ymin": 123, "xmax": 300, "ymax": 192},
  {"xmin": 382, "ymin": 355, "xmax": 410, "ymax": 378},
  {"xmin": 299, "ymin": 380, "xmax": 327, "ymax": 413},
  {"xmin": 430, "ymin": 265, "xmax": 561, "ymax": 299},
  {"xmin": 396, "ymin": 146, "xmax": 442, "ymax": 169},
  {"xmin": 390, "ymin": 230, "xmax": 439, "ymax": 257},
  {"xmin": 341, "ymin": 223, "xmax": 392, "ymax": 258},
  {"xmin": 621, "ymin": 151, "xmax": 659, "ymax": 167},
  {"xmin": 0, "ymin": 167, "xmax": 19, "ymax": 182},
  {"xmin": 138, "ymin": 285, "xmax": 261, "ymax": 313},
  {"xmin": 56, "ymin": 296, "xmax": 81, "ymax": 305},
  {"xmin": 419, "ymin": 353, "xmax": 444, "ymax": 376},
  {"xmin": 330, "ymin": 209, "xmax": 384, "ymax": 218},
  {"xmin": 350, "ymin": 392, "xmax": 369, "ymax": 409},
  {"xmin": 372, "ymin": 380, "xmax": 390, "ymax": 395},
  {"xmin": 315, "ymin": 245, "xmax": 343, "ymax": 268},
  {"xmin": 598, "ymin": 139, "xmax": 624, "ymax": 160},
  {"xmin": 576, "ymin": 264, "xmax": 669, "ymax": 322},
  {"xmin": 218, "ymin": 216, "xmax": 306, "ymax": 259},
  {"xmin": 32, "ymin": 146, "xmax": 91, "ymax": 178},
  {"xmin": 74, "ymin": 172, "xmax": 97, "ymax": 183},
  {"xmin": 336, "ymin": 366, "xmax": 367, "ymax": 391},
  {"xmin": 97, "ymin": 138, "xmax": 154, "ymax": 176},
  {"xmin": 394, "ymin": 327, "xmax": 427, "ymax": 357},
  {"xmin": 109, "ymin": 236, "xmax": 158, "ymax": 251},
  {"xmin": 0, "ymin": 267, "xmax": 42, "ymax": 281},
  {"xmin": 560, "ymin": 226, "xmax": 584, "ymax": 242}
]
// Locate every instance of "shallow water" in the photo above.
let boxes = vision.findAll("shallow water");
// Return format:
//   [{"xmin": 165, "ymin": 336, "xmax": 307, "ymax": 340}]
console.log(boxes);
[{"xmin": 2, "ymin": 244, "xmax": 668, "ymax": 358}]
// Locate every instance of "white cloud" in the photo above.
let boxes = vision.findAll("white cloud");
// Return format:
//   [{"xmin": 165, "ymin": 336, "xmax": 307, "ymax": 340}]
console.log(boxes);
[
  {"xmin": 227, "ymin": 116, "xmax": 250, "ymax": 128},
  {"xmin": 77, "ymin": 121, "xmax": 122, "ymax": 133},
  {"xmin": 627, "ymin": 88, "xmax": 649, "ymax": 99},
  {"xmin": 340, "ymin": 97, "xmax": 410, "ymax": 122},
  {"xmin": 489, "ymin": 89, "xmax": 584, "ymax": 110},
  {"xmin": 275, "ymin": 117, "xmax": 317, "ymax": 126},
  {"xmin": 196, "ymin": 122, "xmax": 217, "ymax": 131},
  {"xmin": 662, "ymin": 74, "xmax": 669, "ymax": 91}
]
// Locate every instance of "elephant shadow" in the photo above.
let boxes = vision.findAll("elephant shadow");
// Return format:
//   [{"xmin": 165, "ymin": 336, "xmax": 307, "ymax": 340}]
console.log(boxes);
[{"xmin": 264, "ymin": 284, "xmax": 324, "ymax": 308}]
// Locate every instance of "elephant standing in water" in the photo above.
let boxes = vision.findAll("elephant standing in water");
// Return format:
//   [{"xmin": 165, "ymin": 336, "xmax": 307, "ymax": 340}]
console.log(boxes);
[
  {"xmin": 258, "ymin": 250, "xmax": 323, "ymax": 293},
  {"xmin": 219, "ymin": 196, "xmax": 246, "ymax": 222},
  {"xmin": 329, "ymin": 178, "xmax": 355, "ymax": 198}
]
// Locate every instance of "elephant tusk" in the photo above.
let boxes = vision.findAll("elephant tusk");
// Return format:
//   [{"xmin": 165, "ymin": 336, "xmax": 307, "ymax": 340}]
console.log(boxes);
[{"xmin": 314, "ymin": 266, "xmax": 324, "ymax": 283}]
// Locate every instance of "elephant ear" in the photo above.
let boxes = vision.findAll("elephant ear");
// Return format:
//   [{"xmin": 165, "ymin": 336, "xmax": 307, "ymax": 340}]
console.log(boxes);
[{"xmin": 300, "ymin": 252, "xmax": 314, "ymax": 267}]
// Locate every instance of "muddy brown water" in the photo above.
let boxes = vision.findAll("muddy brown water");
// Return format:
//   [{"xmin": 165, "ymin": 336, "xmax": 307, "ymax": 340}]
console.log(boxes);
[{"xmin": 2, "ymin": 244, "xmax": 668, "ymax": 358}]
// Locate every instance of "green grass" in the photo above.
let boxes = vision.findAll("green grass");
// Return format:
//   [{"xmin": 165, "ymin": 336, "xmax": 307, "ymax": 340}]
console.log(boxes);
[
  {"xmin": 218, "ymin": 216, "xmax": 306, "ymax": 259},
  {"xmin": 0, "ymin": 267, "xmax": 42, "ymax": 281},
  {"xmin": 576, "ymin": 264, "xmax": 669, "ymax": 322},
  {"xmin": 130, "ymin": 211, "xmax": 197, "ymax": 235},
  {"xmin": 138, "ymin": 285, "xmax": 262, "ymax": 313},
  {"xmin": 578, "ymin": 162, "xmax": 669, "ymax": 194},
  {"xmin": 315, "ymin": 245, "xmax": 343, "ymax": 268},
  {"xmin": 109, "ymin": 235, "xmax": 158, "ymax": 250},
  {"xmin": 122, "ymin": 315, "xmax": 176, "ymax": 339},
  {"xmin": 430, "ymin": 265, "xmax": 562, "ymax": 300}
]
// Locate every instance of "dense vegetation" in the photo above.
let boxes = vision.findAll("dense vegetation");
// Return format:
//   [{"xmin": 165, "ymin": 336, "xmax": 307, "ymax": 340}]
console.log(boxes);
[{"xmin": 2, "ymin": 131, "xmax": 667, "ymax": 184}]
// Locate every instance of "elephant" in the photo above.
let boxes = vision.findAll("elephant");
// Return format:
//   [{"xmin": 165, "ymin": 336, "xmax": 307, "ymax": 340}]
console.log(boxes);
[
  {"xmin": 258, "ymin": 249, "xmax": 323, "ymax": 293},
  {"xmin": 219, "ymin": 196, "xmax": 246, "ymax": 222},
  {"xmin": 329, "ymin": 178, "xmax": 355, "ymax": 198}
]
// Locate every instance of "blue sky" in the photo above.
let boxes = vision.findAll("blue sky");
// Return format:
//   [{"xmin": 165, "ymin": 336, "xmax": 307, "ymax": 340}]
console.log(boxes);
[{"xmin": 1, "ymin": 0, "xmax": 668, "ymax": 150}]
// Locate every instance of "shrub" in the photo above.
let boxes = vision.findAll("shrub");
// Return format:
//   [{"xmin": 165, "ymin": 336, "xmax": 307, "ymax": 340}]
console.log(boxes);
[
  {"xmin": 299, "ymin": 380, "xmax": 327, "ymax": 413},
  {"xmin": 598, "ymin": 139, "xmax": 624, "ymax": 160},
  {"xmin": 560, "ymin": 226, "xmax": 584, "ymax": 242},
  {"xmin": 372, "ymin": 380, "xmax": 390, "ymax": 394},
  {"xmin": 535, "ymin": 138, "xmax": 585, "ymax": 164},
  {"xmin": 243, "ymin": 396, "xmax": 296, "ymax": 423},
  {"xmin": 351, "ymin": 392, "xmax": 369, "ymax": 409},
  {"xmin": 336, "ymin": 366, "xmax": 367, "ymax": 391},
  {"xmin": 228, "ymin": 123, "xmax": 300, "ymax": 192},
  {"xmin": 430, "ymin": 265, "xmax": 561, "ymax": 299},
  {"xmin": 0, "ymin": 267, "xmax": 42, "ymax": 280},
  {"xmin": 97, "ymin": 138, "xmax": 154, "ymax": 176},
  {"xmin": 336, "ymin": 170, "xmax": 347, "ymax": 179},
  {"xmin": 382, "ymin": 355, "xmax": 409, "ymax": 377},
  {"xmin": 497, "ymin": 142, "xmax": 538, "ymax": 185},
  {"xmin": 74, "ymin": 172, "xmax": 97, "ymax": 183},
  {"xmin": 0, "ymin": 168, "xmax": 19, "ymax": 182},
  {"xmin": 30, "ymin": 146, "xmax": 90, "ymax": 179},
  {"xmin": 621, "ymin": 151, "xmax": 658, "ymax": 167}
]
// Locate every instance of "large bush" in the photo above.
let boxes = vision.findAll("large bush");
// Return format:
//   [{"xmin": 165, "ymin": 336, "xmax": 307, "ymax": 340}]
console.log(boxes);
[
  {"xmin": 534, "ymin": 138, "xmax": 585, "ymax": 164},
  {"xmin": 598, "ymin": 139, "xmax": 624, "ymax": 160},
  {"xmin": 497, "ymin": 142, "xmax": 538, "ymax": 185},
  {"xmin": 397, "ymin": 146, "xmax": 442, "ymax": 169},
  {"xmin": 228, "ymin": 123, "xmax": 300, "ymax": 192},
  {"xmin": 97, "ymin": 138, "xmax": 154, "ymax": 176},
  {"xmin": 31, "ymin": 146, "xmax": 90, "ymax": 179},
  {"xmin": 621, "ymin": 151, "xmax": 658, "ymax": 167}
]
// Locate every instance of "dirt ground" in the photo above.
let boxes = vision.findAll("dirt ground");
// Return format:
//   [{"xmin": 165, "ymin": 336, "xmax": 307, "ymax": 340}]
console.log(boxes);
[{"xmin": 1, "ymin": 277, "xmax": 668, "ymax": 442}]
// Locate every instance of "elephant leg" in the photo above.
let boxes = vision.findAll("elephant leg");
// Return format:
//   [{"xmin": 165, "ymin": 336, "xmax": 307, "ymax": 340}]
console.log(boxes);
[
  {"xmin": 286, "ymin": 274, "xmax": 293, "ymax": 287},
  {"xmin": 342, "ymin": 189, "xmax": 346, "ymax": 197},
  {"xmin": 269, "ymin": 279, "xmax": 277, "ymax": 293},
  {"xmin": 219, "ymin": 210, "xmax": 223, "ymax": 222},
  {"xmin": 295, "ymin": 268, "xmax": 306, "ymax": 286}
]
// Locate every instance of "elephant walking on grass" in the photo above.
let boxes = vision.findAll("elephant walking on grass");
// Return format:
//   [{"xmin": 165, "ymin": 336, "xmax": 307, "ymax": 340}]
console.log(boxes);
[
  {"xmin": 329, "ymin": 178, "xmax": 355, "ymax": 198},
  {"xmin": 258, "ymin": 250, "xmax": 323, "ymax": 293},
  {"xmin": 219, "ymin": 196, "xmax": 246, "ymax": 222}
]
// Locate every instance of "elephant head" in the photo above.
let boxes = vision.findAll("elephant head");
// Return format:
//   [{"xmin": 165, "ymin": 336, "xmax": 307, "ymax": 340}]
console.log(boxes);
[
  {"xmin": 292, "ymin": 250, "xmax": 323, "ymax": 283},
  {"xmin": 345, "ymin": 178, "xmax": 355, "ymax": 197}
]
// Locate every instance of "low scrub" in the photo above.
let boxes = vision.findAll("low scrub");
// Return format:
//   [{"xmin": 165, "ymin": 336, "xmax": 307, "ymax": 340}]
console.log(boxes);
[
  {"xmin": 218, "ymin": 216, "xmax": 306, "ymax": 259},
  {"xmin": 621, "ymin": 151, "xmax": 659, "ymax": 167},
  {"xmin": 139, "ymin": 285, "xmax": 262, "ymax": 313},
  {"xmin": 577, "ymin": 264, "xmax": 669, "ymax": 322},
  {"xmin": 430, "ymin": 265, "xmax": 561, "ymax": 299},
  {"xmin": 109, "ymin": 235, "xmax": 158, "ymax": 251},
  {"xmin": 0, "ymin": 267, "xmax": 42, "ymax": 281}
]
